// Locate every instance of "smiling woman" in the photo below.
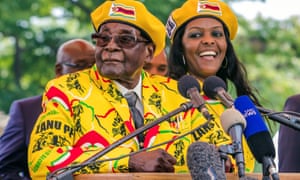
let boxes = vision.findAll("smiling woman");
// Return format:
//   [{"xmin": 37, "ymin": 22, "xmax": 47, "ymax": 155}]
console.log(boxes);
[{"xmin": 166, "ymin": 0, "xmax": 263, "ymax": 175}]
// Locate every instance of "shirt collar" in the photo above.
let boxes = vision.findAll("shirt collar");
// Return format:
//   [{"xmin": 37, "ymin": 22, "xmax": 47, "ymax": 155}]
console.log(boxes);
[{"xmin": 113, "ymin": 75, "xmax": 142, "ymax": 100}]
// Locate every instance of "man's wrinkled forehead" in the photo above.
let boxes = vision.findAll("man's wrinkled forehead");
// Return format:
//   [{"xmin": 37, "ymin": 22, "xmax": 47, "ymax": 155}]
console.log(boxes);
[{"xmin": 98, "ymin": 21, "xmax": 141, "ymax": 36}]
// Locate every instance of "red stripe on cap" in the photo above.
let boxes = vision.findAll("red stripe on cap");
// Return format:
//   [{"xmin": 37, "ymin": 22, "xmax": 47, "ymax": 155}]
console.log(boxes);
[
  {"xmin": 114, "ymin": 6, "xmax": 135, "ymax": 16},
  {"xmin": 201, "ymin": 3, "xmax": 220, "ymax": 11}
]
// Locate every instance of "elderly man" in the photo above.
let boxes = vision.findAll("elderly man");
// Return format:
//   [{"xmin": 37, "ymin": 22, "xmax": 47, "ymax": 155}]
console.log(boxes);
[{"xmin": 27, "ymin": 0, "xmax": 223, "ymax": 179}]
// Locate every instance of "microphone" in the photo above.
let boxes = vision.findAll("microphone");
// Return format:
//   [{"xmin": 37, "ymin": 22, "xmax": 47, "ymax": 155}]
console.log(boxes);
[
  {"xmin": 178, "ymin": 75, "xmax": 212, "ymax": 120},
  {"xmin": 220, "ymin": 108, "xmax": 247, "ymax": 178},
  {"xmin": 203, "ymin": 76, "xmax": 300, "ymax": 131},
  {"xmin": 202, "ymin": 75, "xmax": 234, "ymax": 108},
  {"xmin": 234, "ymin": 95, "xmax": 280, "ymax": 180},
  {"xmin": 187, "ymin": 141, "xmax": 226, "ymax": 180}
]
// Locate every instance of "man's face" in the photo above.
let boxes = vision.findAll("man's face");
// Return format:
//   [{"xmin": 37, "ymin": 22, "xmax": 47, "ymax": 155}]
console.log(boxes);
[
  {"xmin": 60, "ymin": 51, "xmax": 95, "ymax": 75},
  {"xmin": 94, "ymin": 22, "xmax": 154, "ymax": 88},
  {"xmin": 57, "ymin": 40, "xmax": 95, "ymax": 77},
  {"xmin": 143, "ymin": 50, "xmax": 168, "ymax": 76}
]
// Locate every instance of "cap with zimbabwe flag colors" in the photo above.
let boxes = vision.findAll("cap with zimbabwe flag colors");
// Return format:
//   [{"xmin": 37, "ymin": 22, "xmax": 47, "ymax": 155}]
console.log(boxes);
[
  {"xmin": 91, "ymin": 0, "xmax": 165, "ymax": 56},
  {"xmin": 166, "ymin": 0, "xmax": 238, "ymax": 42}
]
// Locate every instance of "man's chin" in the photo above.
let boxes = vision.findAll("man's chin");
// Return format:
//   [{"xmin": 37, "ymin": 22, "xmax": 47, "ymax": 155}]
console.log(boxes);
[{"xmin": 100, "ymin": 70, "xmax": 122, "ymax": 79}]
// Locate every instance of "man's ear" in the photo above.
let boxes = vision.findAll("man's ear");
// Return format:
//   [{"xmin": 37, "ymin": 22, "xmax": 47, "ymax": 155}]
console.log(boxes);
[
  {"xmin": 55, "ymin": 63, "xmax": 63, "ymax": 77},
  {"xmin": 145, "ymin": 44, "xmax": 155, "ymax": 63}
]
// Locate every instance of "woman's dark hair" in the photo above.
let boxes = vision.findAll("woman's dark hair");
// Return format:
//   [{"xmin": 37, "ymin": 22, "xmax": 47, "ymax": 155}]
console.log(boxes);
[{"xmin": 168, "ymin": 16, "xmax": 261, "ymax": 106}]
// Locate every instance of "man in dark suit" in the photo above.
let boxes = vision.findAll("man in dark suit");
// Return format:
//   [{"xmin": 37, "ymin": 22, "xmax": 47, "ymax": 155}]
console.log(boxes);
[
  {"xmin": 0, "ymin": 39, "xmax": 95, "ymax": 180},
  {"xmin": 278, "ymin": 94, "xmax": 300, "ymax": 172}
]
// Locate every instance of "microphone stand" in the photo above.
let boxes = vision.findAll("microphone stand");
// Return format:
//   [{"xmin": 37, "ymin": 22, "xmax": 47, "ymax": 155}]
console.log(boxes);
[
  {"xmin": 218, "ymin": 146, "xmax": 230, "ymax": 173},
  {"xmin": 47, "ymin": 102, "xmax": 193, "ymax": 180},
  {"xmin": 262, "ymin": 156, "xmax": 280, "ymax": 180},
  {"xmin": 257, "ymin": 106, "xmax": 300, "ymax": 131},
  {"xmin": 219, "ymin": 143, "xmax": 245, "ymax": 178}
]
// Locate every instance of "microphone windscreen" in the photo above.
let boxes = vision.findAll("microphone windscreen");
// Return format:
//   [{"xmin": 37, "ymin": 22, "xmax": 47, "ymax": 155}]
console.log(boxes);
[
  {"xmin": 203, "ymin": 76, "xmax": 227, "ymax": 99},
  {"xmin": 234, "ymin": 95, "xmax": 268, "ymax": 139},
  {"xmin": 246, "ymin": 131, "xmax": 275, "ymax": 163},
  {"xmin": 234, "ymin": 95, "xmax": 275, "ymax": 163},
  {"xmin": 220, "ymin": 108, "xmax": 246, "ymax": 133},
  {"xmin": 187, "ymin": 141, "xmax": 226, "ymax": 180},
  {"xmin": 177, "ymin": 75, "xmax": 201, "ymax": 99}
]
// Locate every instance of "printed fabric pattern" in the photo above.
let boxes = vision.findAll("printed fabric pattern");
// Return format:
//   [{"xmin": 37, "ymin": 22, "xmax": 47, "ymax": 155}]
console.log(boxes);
[{"xmin": 28, "ymin": 65, "xmax": 254, "ymax": 179}]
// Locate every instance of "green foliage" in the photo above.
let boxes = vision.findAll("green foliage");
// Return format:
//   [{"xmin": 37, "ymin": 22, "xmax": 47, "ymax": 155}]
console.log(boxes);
[
  {"xmin": 1, "ymin": 0, "xmax": 300, "ymax": 136},
  {"xmin": 233, "ymin": 15, "xmax": 300, "ymax": 133}
]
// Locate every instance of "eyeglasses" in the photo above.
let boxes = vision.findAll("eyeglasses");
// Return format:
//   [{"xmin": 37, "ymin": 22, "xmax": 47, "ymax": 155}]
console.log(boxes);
[
  {"xmin": 91, "ymin": 33, "xmax": 149, "ymax": 49},
  {"xmin": 61, "ymin": 62, "xmax": 94, "ymax": 69}
]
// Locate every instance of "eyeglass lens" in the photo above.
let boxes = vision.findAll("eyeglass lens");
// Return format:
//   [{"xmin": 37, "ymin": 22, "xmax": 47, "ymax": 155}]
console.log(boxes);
[{"xmin": 91, "ymin": 33, "xmax": 148, "ymax": 48}]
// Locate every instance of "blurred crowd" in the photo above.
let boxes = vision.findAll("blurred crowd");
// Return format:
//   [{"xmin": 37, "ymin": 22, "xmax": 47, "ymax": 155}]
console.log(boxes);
[{"xmin": 0, "ymin": 112, "xmax": 9, "ymax": 135}]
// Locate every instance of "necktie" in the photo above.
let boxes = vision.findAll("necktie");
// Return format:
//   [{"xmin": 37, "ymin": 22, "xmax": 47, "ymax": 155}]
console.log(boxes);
[{"xmin": 124, "ymin": 92, "xmax": 144, "ymax": 148}]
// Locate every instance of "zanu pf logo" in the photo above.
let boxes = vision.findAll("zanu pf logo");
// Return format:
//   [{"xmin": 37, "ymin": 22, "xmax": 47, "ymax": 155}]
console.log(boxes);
[{"xmin": 243, "ymin": 108, "xmax": 256, "ymax": 118}]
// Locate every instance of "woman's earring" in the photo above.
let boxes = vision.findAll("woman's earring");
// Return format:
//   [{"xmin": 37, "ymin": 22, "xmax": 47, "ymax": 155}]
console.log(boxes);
[
  {"xmin": 182, "ymin": 55, "xmax": 186, "ymax": 66},
  {"xmin": 222, "ymin": 57, "xmax": 228, "ymax": 69}
]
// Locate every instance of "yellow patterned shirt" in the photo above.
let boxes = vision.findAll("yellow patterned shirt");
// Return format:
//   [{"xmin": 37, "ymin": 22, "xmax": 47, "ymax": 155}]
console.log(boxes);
[{"xmin": 28, "ymin": 65, "xmax": 255, "ymax": 179}]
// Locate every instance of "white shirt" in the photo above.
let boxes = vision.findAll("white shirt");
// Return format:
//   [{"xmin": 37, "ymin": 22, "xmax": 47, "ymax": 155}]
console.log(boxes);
[{"xmin": 113, "ymin": 76, "xmax": 143, "ymax": 114}]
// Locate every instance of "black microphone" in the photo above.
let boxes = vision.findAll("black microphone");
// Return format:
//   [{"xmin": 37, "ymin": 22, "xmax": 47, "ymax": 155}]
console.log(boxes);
[
  {"xmin": 47, "ymin": 101, "xmax": 193, "ymax": 180},
  {"xmin": 203, "ymin": 75, "xmax": 234, "ymax": 108},
  {"xmin": 187, "ymin": 141, "xmax": 226, "ymax": 180},
  {"xmin": 234, "ymin": 95, "xmax": 280, "ymax": 180},
  {"xmin": 220, "ymin": 108, "xmax": 247, "ymax": 178},
  {"xmin": 178, "ymin": 75, "xmax": 212, "ymax": 120}
]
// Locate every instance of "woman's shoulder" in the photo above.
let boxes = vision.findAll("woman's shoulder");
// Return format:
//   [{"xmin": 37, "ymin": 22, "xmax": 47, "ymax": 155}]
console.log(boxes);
[{"xmin": 148, "ymin": 74, "xmax": 179, "ymax": 89}]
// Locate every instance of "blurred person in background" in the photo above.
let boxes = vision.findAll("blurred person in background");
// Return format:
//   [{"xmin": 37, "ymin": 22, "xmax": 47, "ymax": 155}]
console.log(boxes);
[
  {"xmin": 278, "ymin": 94, "xmax": 300, "ymax": 172},
  {"xmin": 143, "ymin": 48, "xmax": 168, "ymax": 76},
  {"xmin": 0, "ymin": 38, "xmax": 95, "ymax": 180}
]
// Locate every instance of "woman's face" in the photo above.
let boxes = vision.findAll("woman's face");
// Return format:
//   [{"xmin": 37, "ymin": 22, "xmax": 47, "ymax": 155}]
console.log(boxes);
[{"xmin": 182, "ymin": 17, "xmax": 227, "ymax": 81}]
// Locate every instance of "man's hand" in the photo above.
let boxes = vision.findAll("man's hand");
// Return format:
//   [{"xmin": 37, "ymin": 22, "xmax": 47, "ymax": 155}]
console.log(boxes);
[{"xmin": 129, "ymin": 148, "xmax": 177, "ymax": 172}]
